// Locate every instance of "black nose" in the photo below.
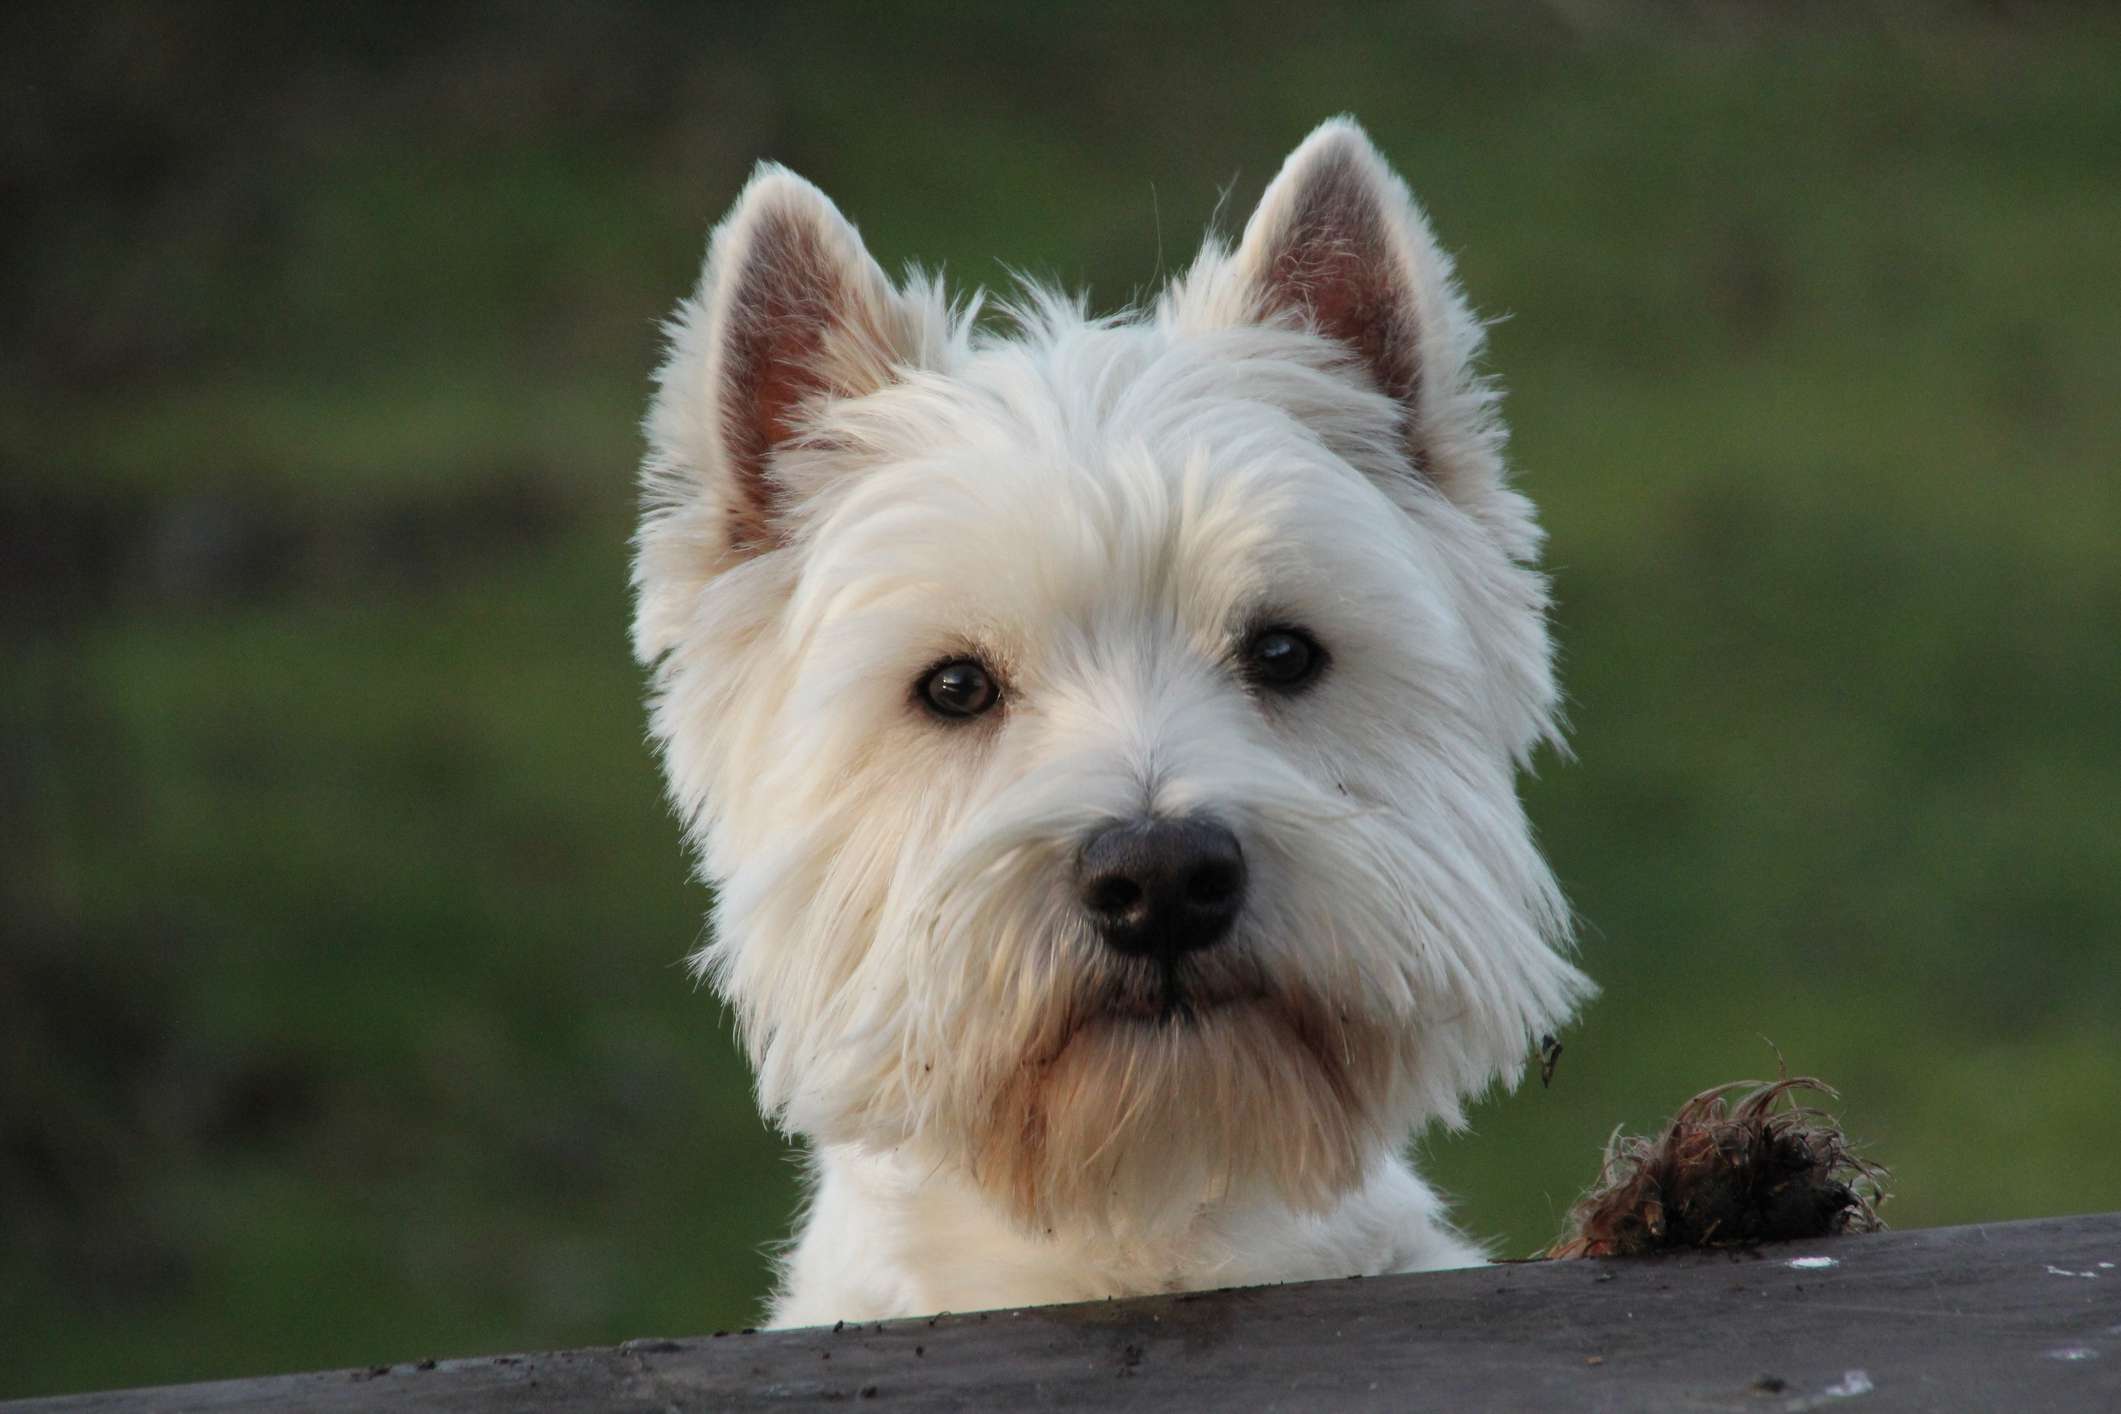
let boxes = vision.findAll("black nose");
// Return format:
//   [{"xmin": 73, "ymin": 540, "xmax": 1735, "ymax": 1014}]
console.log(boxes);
[{"xmin": 1077, "ymin": 817, "xmax": 1246, "ymax": 961}]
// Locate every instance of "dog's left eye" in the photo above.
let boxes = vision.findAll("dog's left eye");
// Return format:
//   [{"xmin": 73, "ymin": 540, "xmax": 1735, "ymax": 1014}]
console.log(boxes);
[
  {"xmin": 1240, "ymin": 626, "xmax": 1326, "ymax": 693},
  {"xmin": 918, "ymin": 659, "xmax": 1001, "ymax": 719}
]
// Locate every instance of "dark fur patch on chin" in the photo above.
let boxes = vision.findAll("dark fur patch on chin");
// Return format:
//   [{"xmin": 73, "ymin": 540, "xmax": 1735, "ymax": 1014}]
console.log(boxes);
[
  {"xmin": 1089, "ymin": 953, "xmax": 1272, "ymax": 1026},
  {"xmin": 969, "ymin": 976, "xmax": 1391, "ymax": 1230}
]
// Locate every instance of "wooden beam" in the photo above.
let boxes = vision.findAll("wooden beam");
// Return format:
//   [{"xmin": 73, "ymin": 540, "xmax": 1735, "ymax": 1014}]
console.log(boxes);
[{"xmin": 13, "ymin": 1212, "xmax": 2118, "ymax": 1411}]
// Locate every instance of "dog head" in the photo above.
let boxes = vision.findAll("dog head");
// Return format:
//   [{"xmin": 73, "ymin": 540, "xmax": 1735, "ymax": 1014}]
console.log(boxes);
[{"xmin": 636, "ymin": 119, "xmax": 1591, "ymax": 1237}]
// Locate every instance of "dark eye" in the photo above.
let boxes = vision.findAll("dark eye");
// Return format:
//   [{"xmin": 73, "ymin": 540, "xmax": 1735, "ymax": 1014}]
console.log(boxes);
[
  {"xmin": 918, "ymin": 658, "xmax": 1000, "ymax": 719},
  {"xmin": 1241, "ymin": 626, "xmax": 1326, "ymax": 693}
]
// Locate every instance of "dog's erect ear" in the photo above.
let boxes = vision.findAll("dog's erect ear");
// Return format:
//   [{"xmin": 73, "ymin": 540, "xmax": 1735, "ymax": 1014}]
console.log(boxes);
[
  {"xmin": 1231, "ymin": 119, "xmax": 1492, "ymax": 507},
  {"xmin": 647, "ymin": 166, "xmax": 915, "ymax": 556}
]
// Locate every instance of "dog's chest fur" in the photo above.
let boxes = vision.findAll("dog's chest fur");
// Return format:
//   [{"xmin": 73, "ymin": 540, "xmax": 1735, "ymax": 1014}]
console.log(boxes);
[{"xmin": 774, "ymin": 1146, "xmax": 1481, "ymax": 1325}]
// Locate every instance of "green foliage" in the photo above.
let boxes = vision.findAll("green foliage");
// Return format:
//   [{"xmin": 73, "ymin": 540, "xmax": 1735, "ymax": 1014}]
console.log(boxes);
[{"xmin": 7, "ymin": 3, "xmax": 2119, "ymax": 1396}]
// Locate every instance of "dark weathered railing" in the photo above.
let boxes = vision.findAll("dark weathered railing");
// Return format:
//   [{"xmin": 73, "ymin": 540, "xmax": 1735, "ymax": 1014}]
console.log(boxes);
[{"xmin": 11, "ymin": 1212, "xmax": 2117, "ymax": 1411}]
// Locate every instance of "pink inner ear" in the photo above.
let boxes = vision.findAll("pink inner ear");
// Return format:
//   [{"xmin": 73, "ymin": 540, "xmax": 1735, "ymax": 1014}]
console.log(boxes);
[
  {"xmin": 719, "ymin": 211, "xmax": 846, "ymax": 549},
  {"xmin": 1260, "ymin": 155, "xmax": 1422, "ymax": 414}
]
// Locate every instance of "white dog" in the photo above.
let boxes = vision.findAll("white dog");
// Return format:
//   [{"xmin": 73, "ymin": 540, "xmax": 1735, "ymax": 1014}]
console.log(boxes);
[{"xmin": 634, "ymin": 118, "xmax": 1592, "ymax": 1326}]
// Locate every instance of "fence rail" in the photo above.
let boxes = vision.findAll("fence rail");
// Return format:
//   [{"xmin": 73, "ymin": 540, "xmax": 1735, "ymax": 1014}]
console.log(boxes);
[{"xmin": 12, "ymin": 1211, "xmax": 2118, "ymax": 1411}]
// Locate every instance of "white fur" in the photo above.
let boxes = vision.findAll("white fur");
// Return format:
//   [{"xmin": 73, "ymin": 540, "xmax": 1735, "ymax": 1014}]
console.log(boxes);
[{"xmin": 634, "ymin": 118, "xmax": 1592, "ymax": 1325}]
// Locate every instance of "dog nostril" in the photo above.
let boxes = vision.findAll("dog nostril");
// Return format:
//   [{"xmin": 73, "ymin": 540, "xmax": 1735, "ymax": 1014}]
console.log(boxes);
[
  {"xmin": 1087, "ymin": 876, "xmax": 1142, "ymax": 918},
  {"xmin": 1186, "ymin": 861, "xmax": 1242, "ymax": 908}
]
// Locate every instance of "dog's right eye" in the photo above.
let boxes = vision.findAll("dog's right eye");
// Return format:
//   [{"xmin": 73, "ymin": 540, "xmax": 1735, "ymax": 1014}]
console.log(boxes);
[
  {"xmin": 917, "ymin": 659, "xmax": 1000, "ymax": 720},
  {"xmin": 1240, "ymin": 625, "xmax": 1327, "ymax": 694}
]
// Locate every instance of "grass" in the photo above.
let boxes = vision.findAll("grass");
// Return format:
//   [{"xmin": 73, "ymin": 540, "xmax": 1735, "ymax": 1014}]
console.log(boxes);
[{"xmin": 6, "ymin": 3, "xmax": 2119, "ymax": 1396}]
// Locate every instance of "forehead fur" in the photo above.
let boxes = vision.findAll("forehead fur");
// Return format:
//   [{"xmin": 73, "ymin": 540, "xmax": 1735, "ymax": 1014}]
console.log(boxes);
[
  {"xmin": 819, "ymin": 286, "xmax": 1412, "ymax": 476},
  {"xmin": 778, "ymin": 292, "xmax": 1435, "ymax": 624}
]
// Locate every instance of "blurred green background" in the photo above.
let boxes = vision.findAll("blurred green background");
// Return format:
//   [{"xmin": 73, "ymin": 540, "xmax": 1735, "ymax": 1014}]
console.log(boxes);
[{"xmin": 6, "ymin": 2, "xmax": 2119, "ymax": 1397}]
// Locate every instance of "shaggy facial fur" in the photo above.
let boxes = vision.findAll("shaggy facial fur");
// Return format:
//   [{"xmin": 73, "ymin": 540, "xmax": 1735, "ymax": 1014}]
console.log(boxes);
[{"xmin": 635, "ymin": 118, "xmax": 1593, "ymax": 1324}]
